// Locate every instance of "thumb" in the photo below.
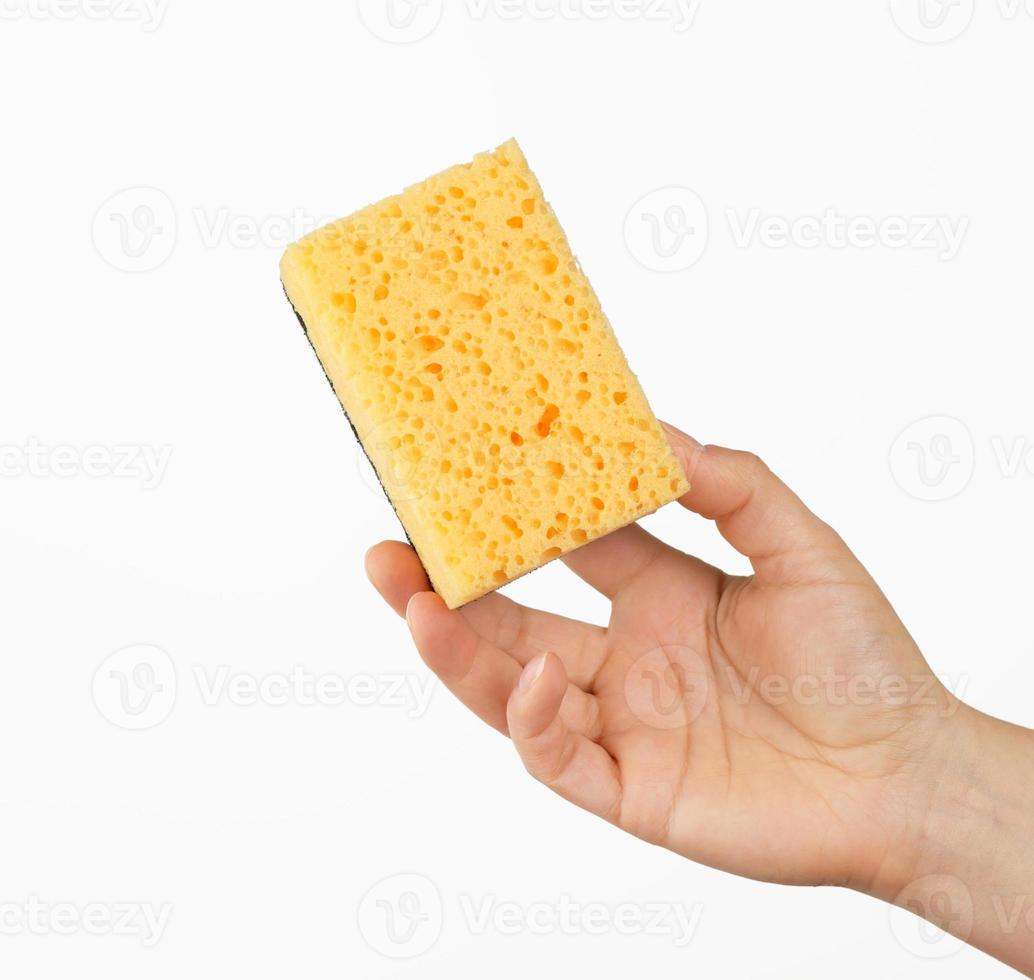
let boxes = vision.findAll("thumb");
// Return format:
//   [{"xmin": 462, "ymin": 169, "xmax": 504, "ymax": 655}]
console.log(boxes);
[{"xmin": 662, "ymin": 422, "xmax": 860, "ymax": 582}]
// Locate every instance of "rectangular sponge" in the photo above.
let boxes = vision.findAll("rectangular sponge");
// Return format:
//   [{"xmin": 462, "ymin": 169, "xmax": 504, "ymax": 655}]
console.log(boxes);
[{"xmin": 281, "ymin": 139, "xmax": 689, "ymax": 608}]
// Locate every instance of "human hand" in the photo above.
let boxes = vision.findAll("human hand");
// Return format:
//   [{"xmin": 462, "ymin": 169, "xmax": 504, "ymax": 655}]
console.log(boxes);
[{"xmin": 365, "ymin": 423, "xmax": 1034, "ymax": 974}]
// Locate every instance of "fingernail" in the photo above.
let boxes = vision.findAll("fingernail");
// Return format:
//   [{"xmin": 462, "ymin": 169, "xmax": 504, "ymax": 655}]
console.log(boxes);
[
  {"xmin": 519, "ymin": 654, "xmax": 547, "ymax": 692},
  {"xmin": 405, "ymin": 593, "xmax": 420, "ymax": 624}
]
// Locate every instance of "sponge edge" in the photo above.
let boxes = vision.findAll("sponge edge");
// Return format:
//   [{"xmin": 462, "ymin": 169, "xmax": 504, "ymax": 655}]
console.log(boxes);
[{"xmin": 281, "ymin": 139, "xmax": 689, "ymax": 608}]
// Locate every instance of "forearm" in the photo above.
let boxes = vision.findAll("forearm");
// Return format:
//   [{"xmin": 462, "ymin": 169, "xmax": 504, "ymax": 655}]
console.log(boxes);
[{"xmin": 884, "ymin": 706, "xmax": 1034, "ymax": 974}]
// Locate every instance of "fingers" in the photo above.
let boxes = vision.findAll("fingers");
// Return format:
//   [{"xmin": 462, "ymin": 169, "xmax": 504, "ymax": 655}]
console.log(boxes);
[
  {"xmin": 406, "ymin": 595, "xmax": 621, "ymax": 817},
  {"xmin": 461, "ymin": 595, "xmax": 608, "ymax": 690},
  {"xmin": 365, "ymin": 540, "xmax": 430, "ymax": 616},
  {"xmin": 507, "ymin": 653, "xmax": 623, "ymax": 822},
  {"xmin": 405, "ymin": 591, "xmax": 519, "ymax": 734},
  {"xmin": 367, "ymin": 540, "xmax": 610, "ymax": 688},
  {"xmin": 404, "ymin": 591, "xmax": 603, "ymax": 739},
  {"xmin": 662, "ymin": 422, "xmax": 851, "ymax": 578}
]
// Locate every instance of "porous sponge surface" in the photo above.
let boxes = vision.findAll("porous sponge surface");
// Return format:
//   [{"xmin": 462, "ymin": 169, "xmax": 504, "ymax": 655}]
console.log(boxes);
[{"xmin": 281, "ymin": 139, "xmax": 688, "ymax": 608}]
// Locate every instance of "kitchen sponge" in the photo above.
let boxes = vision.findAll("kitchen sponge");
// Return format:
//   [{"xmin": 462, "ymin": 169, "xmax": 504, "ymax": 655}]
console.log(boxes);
[{"xmin": 281, "ymin": 139, "xmax": 688, "ymax": 608}]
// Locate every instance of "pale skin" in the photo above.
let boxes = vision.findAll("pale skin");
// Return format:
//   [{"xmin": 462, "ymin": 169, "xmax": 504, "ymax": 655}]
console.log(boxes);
[{"xmin": 366, "ymin": 423, "xmax": 1034, "ymax": 975}]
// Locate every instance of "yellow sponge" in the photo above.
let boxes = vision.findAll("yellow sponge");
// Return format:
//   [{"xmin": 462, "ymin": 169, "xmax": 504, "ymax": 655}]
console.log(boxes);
[{"xmin": 281, "ymin": 139, "xmax": 688, "ymax": 608}]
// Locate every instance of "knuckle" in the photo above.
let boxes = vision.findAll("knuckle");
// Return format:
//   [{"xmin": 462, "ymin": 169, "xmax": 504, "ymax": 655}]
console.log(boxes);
[
  {"xmin": 522, "ymin": 754, "xmax": 557, "ymax": 787},
  {"xmin": 735, "ymin": 450, "xmax": 770, "ymax": 482},
  {"xmin": 519, "ymin": 738, "xmax": 570, "ymax": 789},
  {"xmin": 746, "ymin": 451, "xmax": 769, "ymax": 473}
]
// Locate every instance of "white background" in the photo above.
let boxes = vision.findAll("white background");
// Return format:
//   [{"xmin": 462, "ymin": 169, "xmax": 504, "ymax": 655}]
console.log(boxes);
[{"xmin": 2, "ymin": 0, "xmax": 1032, "ymax": 975}]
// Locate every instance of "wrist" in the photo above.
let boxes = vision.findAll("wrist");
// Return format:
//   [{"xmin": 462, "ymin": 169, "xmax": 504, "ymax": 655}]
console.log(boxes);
[{"xmin": 878, "ymin": 704, "xmax": 1034, "ymax": 972}]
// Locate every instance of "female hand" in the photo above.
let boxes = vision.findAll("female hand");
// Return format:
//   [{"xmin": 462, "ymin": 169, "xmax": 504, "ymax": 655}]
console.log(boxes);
[{"xmin": 366, "ymin": 423, "xmax": 1034, "ymax": 975}]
